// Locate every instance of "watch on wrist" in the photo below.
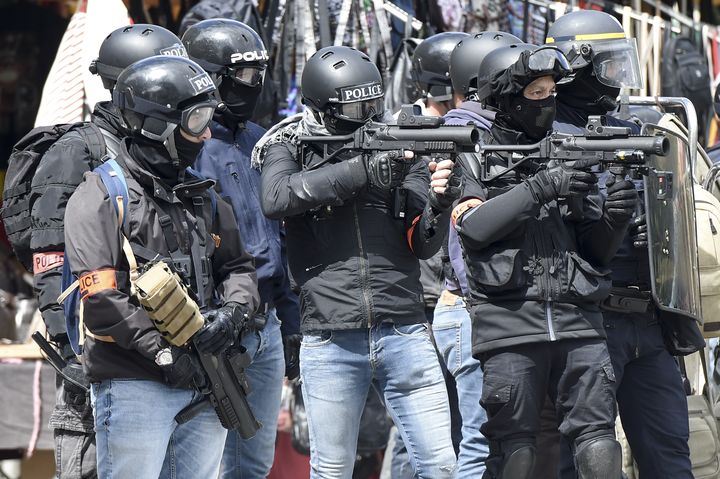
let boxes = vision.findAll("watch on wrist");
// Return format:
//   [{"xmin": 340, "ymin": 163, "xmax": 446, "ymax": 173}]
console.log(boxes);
[{"xmin": 154, "ymin": 347, "xmax": 173, "ymax": 367}]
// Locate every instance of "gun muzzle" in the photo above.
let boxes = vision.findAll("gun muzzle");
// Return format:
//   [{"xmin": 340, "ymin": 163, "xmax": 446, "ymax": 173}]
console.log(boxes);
[
  {"xmin": 564, "ymin": 134, "xmax": 670, "ymax": 156},
  {"xmin": 378, "ymin": 124, "xmax": 479, "ymax": 148}
]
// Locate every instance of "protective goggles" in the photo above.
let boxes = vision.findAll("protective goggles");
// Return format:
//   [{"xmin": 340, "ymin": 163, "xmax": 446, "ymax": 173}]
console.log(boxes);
[
  {"xmin": 179, "ymin": 101, "xmax": 217, "ymax": 135},
  {"xmin": 332, "ymin": 97, "xmax": 385, "ymax": 122},
  {"xmin": 526, "ymin": 47, "xmax": 572, "ymax": 78},
  {"xmin": 588, "ymin": 38, "xmax": 642, "ymax": 89},
  {"xmin": 223, "ymin": 66, "xmax": 266, "ymax": 87}
]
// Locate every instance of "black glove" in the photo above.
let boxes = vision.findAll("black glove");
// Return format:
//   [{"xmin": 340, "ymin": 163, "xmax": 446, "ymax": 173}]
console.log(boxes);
[
  {"xmin": 365, "ymin": 151, "xmax": 412, "ymax": 190},
  {"xmin": 159, "ymin": 346, "xmax": 206, "ymax": 390},
  {"xmin": 61, "ymin": 359, "xmax": 90, "ymax": 406},
  {"xmin": 526, "ymin": 159, "xmax": 598, "ymax": 204},
  {"xmin": 283, "ymin": 334, "xmax": 302, "ymax": 380},
  {"xmin": 194, "ymin": 302, "xmax": 251, "ymax": 356},
  {"xmin": 429, "ymin": 159, "xmax": 462, "ymax": 211},
  {"xmin": 629, "ymin": 213, "xmax": 647, "ymax": 248},
  {"xmin": 604, "ymin": 175, "xmax": 638, "ymax": 223}
]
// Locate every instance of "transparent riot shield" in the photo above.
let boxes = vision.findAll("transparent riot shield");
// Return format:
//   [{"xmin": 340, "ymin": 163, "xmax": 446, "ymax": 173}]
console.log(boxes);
[{"xmin": 643, "ymin": 120, "xmax": 702, "ymax": 324}]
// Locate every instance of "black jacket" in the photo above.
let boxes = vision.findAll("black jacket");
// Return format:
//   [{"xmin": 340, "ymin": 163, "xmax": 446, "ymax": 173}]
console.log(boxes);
[
  {"xmin": 457, "ymin": 124, "xmax": 630, "ymax": 355},
  {"xmin": 65, "ymin": 139, "xmax": 259, "ymax": 382},
  {"xmin": 260, "ymin": 141, "xmax": 449, "ymax": 332},
  {"xmin": 30, "ymin": 101, "xmax": 124, "ymax": 342}
]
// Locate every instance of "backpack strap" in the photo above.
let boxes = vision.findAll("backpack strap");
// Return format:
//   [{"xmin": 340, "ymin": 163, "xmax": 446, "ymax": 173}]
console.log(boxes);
[
  {"xmin": 95, "ymin": 159, "xmax": 138, "ymax": 285},
  {"xmin": 76, "ymin": 123, "xmax": 108, "ymax": 165}
]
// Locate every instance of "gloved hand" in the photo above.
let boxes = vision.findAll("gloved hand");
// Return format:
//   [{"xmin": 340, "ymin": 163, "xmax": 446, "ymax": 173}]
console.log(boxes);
[
  {"xmin": 194, "ymin": 302, "xmax": 251, "ymax": 356},
  {"xmin": 159, "ymin": 346, "xmax": 206, "ymax": 390},
  {"xmin": 526, "ymin": 159, "xmax": 599, "ymax": 204},
  {"xmin": 428, "ymin": 158, "xmax": 462, "ymax": 211},
  {"xmin": 629, "ymin": 213, "xmax": 647, "ymax": 248},
  {"xmin": 365, "ymin": 150, "xmax": 413, "ymax": 190},
  {"xmin": 282, "ymin": 334, "xmax": 302, "ymax": 380},
  {"xmin": 604, "ymin": 175, "xmax": 639, "ymax": 224},
  {"xmin": 61, "ymin": 359, "xmax": 90, "ymax": 406}
]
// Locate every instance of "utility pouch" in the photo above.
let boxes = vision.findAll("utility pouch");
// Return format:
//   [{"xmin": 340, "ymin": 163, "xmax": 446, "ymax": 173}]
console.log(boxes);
[{"xmin": 134, "ymin": 261, "xmax": 204, "ymax": 346}]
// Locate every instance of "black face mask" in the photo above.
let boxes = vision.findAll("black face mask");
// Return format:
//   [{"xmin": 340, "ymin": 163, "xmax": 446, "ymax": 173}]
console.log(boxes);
[
  {"xmin": 557, "ymin": 66, "xmax": 620, "ymax": 115},
  {"xmin": 173, "ymin": 128, "xmax": 204, "ymax": 169},
  {"xmin": 508, "ymin": 95, "xmax": 557, "ymax": 141},
  {"xmin": 323, "ymin": 115, "xmax": 366, "ymax": 135},
  {"xmin": 219, "ymin": 78, "xmax": 262, "ymax": 123}
]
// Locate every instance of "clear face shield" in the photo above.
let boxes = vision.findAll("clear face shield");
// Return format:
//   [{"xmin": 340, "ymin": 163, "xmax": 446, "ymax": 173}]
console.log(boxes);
[{"xmin": 589, "ymin": 38, "xmax": 642, "ymax": 89}]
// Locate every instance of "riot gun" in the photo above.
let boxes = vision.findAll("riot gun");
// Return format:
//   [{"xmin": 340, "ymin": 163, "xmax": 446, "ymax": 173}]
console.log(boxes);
[
  {"xmin": 297, "ymin": 104, "xmax": 481, "ymax": 170},
  {"xmin": 477, "ymin": 116, "xmax": 670, "ymax": 182},
  {"xmin": 177, "ymin": 342, "xmax": 262, "ymax": 440},
  {"xmin": 134, "ymin": 259, "xmax": 261, "ymax": 438}
]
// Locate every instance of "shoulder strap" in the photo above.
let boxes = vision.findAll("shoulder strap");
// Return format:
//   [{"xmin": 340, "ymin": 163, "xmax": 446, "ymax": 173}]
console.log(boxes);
[
  {"xmin": 76, "ymin": 122, "xmax": 108, "ymax": 164},
  {"xmin": 95, "ymin": 159, "xmax": 138, "ymax": 285}
]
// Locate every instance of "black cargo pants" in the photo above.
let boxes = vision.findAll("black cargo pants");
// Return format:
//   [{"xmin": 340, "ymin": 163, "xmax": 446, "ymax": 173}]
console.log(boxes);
[{"xmin": 478, "ymin": 338, "xmax": 617, "ymax": 478}]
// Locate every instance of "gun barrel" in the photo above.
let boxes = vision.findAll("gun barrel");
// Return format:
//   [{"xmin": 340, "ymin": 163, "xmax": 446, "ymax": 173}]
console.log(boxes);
[
  {"xmin": 566, "ymin": 135, "xmax": 669, "ymax": 156},
  {"xmin": 379, "ymin": 124, "xmax": 479, "ymax": 147}
]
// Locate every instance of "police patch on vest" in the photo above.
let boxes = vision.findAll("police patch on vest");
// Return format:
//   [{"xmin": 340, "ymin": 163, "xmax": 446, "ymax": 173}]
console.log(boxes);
[
  {"xmin": 230, "ymin": 50, "xmax": 269, "ymax": 64},
  {"xmin": 339, "ymin": 82, "xmax": 384, "ymax": 102},
  {"xmin": 159, "ymin": 43, "xmax": 188, "ymax": 58},
  {"xmin": 189, "ymin": 73, "xmax": 214, "ymax": 95},
  {"xmin": 33, "ymin": 252, "xmax": 64, "ymax": 274},
  {"xmin": 79, "ymin": 269, "xmax": 117, "ymax": 300}
]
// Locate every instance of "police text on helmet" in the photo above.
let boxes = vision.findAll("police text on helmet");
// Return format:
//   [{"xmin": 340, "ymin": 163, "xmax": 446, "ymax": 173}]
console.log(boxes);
[
  {"xmin": 189, "ymin": 73, "xmax": 214, "ymax": 95},
  {"xmin": 339, "ymin": 82, "xmax": 384, "ymax": 102},
  {"xmin": 230, "ymin": 51, "xmax": 269, "ymax": 63},
  {"xmin": 159, "ymin": 44, "xmax": 188, "ymax": 57}
]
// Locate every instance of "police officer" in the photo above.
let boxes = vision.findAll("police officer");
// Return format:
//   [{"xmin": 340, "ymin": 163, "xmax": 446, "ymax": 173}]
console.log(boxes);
[
  {"xmin": 453, "ymin": 43, "xmax": 637, "ymax": 478},
  {"xmin": 28, "ymin": 24, "xmax": 187, "ymax": 479},
  {"xmin": 181, "ymin": 19, "xmax": 299, "ymax": 479},
  {"xmin": 258, "ymin": 45, "xmax": 458, "ymax": 478},
  {"xmin": 547, "ymin": 10, "xmax": 699, "ymax": 478},
  {"xmin": 64, "ymin": 55, "xmax": 259, "ymax": 478}
]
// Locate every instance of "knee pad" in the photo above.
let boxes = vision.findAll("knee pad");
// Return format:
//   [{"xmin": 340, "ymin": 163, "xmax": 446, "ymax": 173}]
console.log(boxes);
[
  {"xmin": 500, "ymin": 444, "xmax": 536, "ymax": 479},
  {"xmin": 575, "ymin": 437, "xmax": 621, "ymax": 479}
]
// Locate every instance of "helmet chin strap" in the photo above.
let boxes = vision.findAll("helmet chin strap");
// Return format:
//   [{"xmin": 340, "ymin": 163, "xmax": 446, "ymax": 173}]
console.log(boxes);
[{"xmin": 163, "ymin": 127, "xmax": 181, "ymax": 169}]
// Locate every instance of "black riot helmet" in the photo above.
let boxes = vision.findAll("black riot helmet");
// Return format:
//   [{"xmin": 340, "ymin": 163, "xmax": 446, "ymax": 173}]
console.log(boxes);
[
  {"xmin": 90, "ymin": 24, "xmax": 187, "ymax": 91},
  {"xmin": 546, "ymin": 10, "xmax": 641, "ymax": 89},
  {"xmin": 449, "ymin": 31, "xmax": 522, "ymax": 99},
  {"xmin": 182, "ymin": 19, "xmax": 268, "ymax": 123},
  {"xmin": 112, "ymin": 56, "xmax": 217, "ymax": 143},
  {"xmin": 182, "ymin": 18, "xmax": 268, "ymax": 85},
  {"xmin": 302, "ymin": 46, "xmax": 385, "ymax": 134},
  {"xmin": 411, "ymin": 32, "xmax": 469, "ymax": 101}
]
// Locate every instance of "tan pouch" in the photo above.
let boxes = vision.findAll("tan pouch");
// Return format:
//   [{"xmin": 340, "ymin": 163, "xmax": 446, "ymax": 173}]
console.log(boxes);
[{"xmin": 134, "ymin": 261, "xmax": 204, "ymax": 346}]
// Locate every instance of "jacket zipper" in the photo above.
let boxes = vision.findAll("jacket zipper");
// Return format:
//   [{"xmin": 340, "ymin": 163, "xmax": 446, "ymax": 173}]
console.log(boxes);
[
  {"xmin": 353, "ymin": 203, "xmax": 374, "ymax": 326},
  {"xmin": 535, "ymin": 218, "xmax": 557, "ymax": 341}
]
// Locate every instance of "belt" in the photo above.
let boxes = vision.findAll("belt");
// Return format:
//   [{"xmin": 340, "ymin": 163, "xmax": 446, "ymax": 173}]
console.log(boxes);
[
  {"xmin": 600, "ymin": 287, "xmax": 651, "ymax": 314},
  {"xmin": 248, "ymin": 302, "xmax": 274, "ymax": 332}
]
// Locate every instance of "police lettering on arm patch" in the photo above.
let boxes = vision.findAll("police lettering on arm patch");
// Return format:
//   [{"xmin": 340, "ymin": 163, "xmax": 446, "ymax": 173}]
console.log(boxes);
[
  {"xmin": 33, "ymin": 252, "xmax": 64, "ymax": 274},
  {"xmin": 79, "ymin": 269, "xmax": 117, "ymax": 300},
  {"xmin": 451, "ymin": 198, "xmax": 483, "ymax": 226}
]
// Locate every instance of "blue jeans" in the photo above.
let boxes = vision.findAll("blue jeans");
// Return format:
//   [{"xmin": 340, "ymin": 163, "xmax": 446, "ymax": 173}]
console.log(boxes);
[
  {"xmin": 432, "ymin": 292, "xmax": 489, "ymax": 478},
  {"xmin": 91, "ymin": 379, "xmax": 226, "ymax": 479},
  {"xmin": 300, "ymin": 323, "xmax": 456, "ymax": 479},
  {"xmin": 221, "ymin": 310, "xmax": 285, "ymax": 478}
]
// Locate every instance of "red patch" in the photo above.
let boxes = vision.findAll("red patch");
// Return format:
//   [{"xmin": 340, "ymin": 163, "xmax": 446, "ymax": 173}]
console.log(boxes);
[{"xmin": 33, "ymin": 252, "xmax": 64, "ymax": 274}]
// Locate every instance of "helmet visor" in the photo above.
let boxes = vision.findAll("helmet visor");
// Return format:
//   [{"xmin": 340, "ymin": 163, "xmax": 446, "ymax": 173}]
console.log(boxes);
[
  {"xmin": 590, "ymin": 38, "xmax": 642, "ymax": 89},
  {"xmin": 336, "ymin": 97, "xmax": 385, "ymax": 122},
  {"xmin": 181, "ymin": 102, "xmax": 217, "ymax": 135},
  {"xmin": 227, "ymin": 66, "xmax": 266, "ymax": 87},
  {"xmin": 527, "ymin": 47, "xmax": 571, "ymax": 77}
]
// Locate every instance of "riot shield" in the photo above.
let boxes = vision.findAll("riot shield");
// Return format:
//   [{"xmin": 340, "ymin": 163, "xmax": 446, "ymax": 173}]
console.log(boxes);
[{"xmin": 643, "ymin": 118, "xmax": 702, "ymax": 324}]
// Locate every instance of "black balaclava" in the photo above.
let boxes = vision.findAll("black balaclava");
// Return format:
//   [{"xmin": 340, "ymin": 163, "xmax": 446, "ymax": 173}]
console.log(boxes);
[
  {"xmin": 557, "ymin": 65, "xmax": 620, "ymax": 115},
  {"xmin": 131, "ymin": 136, "xmax": 184, "ymax": 187},
  {"xmin": 173, "ymin": 128, "xmax": 204, "ymax": 168},
  {"xmin": 218, "ymin": 78, "xmax": 262, "ymax": 124},
  {"xmin": 506, "ymin": 94, "xmax": 556, "ymax": 141}
]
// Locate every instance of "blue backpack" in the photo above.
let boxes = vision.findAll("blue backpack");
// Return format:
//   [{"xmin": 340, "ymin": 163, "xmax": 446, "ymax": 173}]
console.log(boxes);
[{"xmin": 59, "ymin": 160, "xmax": 217, "ymax": 355}]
